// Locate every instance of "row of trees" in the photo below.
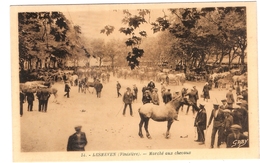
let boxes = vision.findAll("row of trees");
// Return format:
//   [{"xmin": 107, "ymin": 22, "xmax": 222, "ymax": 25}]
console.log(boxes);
[
  {"xmin": 101, "ymin": 7, "xmax": 247, "ymax": 70},
  {"xmin": 18, "ymin": 12, "xmax": 89, "ymax": 71}
]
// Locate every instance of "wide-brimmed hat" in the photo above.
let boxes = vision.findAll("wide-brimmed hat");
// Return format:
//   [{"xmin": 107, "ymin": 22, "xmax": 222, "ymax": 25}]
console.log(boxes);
[
  {"xmin": 231, "ymin": 124, "xmax": 242, "ymax": 130},
  {"xmin": 222, "ymin": 109, "xmax": 231, "ymax": 113}
]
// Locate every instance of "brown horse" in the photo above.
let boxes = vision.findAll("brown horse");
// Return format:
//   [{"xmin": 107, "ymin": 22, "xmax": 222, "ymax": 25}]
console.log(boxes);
[{"xmin": 138, "ymin": 95, "xmax": 193, "ymax": 139}]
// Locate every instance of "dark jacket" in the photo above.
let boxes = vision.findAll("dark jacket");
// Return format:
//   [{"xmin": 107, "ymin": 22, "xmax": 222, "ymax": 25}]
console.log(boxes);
[
  {"xmin": 186, "ymin": 91, "xmax": 197, "ymax": 103},
  {"xmin": 142, "ymin": 94, "xmax": 152, "ymax": 104},
  {"xmin": 194, "ymin": 108, "xmax": 207, "ymax": 130},
  {"xmin": 163, "ymin": 91, "xmax": 172, "ymax": 104},
  {"xmin": 123, "ymin": 92, "xmax": 133, "ymax": 104},
  {"xmin": 41, "ymin": 89, "xmax": 50, "ymax": 101},
  {"xmin": 95, "ymin": 82, "xmax": 103, "ymax": 92},
  {"xmin": 26, "ymin": 92, "xmax": 35, "ymax": 102},
  {"xmin": 208, "ymin": 109, "xmax": 225, "ymax": 127},
  {"xmin": 67, "ymin": 132, "xmax": 88, "ymax": 151},
  {"xmin": 20, "ymin": 92, "xmax": 25, "ymax": 103},
  {"xmin": 65, "ymin": 84, "xmax": 70, "ymax": 92}
]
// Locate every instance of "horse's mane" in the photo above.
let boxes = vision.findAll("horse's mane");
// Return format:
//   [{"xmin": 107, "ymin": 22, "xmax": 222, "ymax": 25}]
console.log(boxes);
[
  {"xmin": 166, "ymin": 95, "xmax": 183, "ymax": 108},
  {"xmin": 171, "ymin": 95, "xmax": 182, "ymax": 102}
]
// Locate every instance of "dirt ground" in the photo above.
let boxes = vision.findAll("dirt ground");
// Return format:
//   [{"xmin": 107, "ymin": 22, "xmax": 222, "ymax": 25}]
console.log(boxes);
[{"xmin": 20, "ymin": 74, "xmax": 234, "ymax": 152}]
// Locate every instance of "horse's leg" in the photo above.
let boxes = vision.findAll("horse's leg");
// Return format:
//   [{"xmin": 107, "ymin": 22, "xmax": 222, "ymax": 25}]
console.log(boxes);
[
  {"xmin": 144, "ymin": 118, "xmax": 151, "ymax": 139},
  {"xmin": 166, "ymin": 119, "xmax": 173, "ymax": 139},
  {"xmin": 138, "ymin": 114, "xmax": 144, "ymax": 138}
]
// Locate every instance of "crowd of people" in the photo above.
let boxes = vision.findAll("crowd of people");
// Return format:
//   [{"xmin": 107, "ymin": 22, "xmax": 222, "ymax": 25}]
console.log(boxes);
[
  {"xmin": 19, "ymin": 69, "xmax": 249, "ymax": 150},
  {"xmin": 116, "ymin": 79, "xmax": 249, "ymax": 149}
]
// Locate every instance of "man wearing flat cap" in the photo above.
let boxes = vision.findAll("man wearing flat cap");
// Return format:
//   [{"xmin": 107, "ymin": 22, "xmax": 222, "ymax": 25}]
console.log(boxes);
[
  {"xmin": 67, "ymin": 125, "xmax": 88, "ymax": 151},
  {"xmin": 222, "ymin": 109, "xmax": 233, "ymax": 144},
  {"xmin": 207, "ymin": 103, "xmax": 225, "ymax": 148},
  {"xmin": 220, "ymin": 99, "xmax": 228, "ymax": 110},
  {"xmin": 226, "ymin": 124, "xmax": 249, "ymax": 148},
  {"xmin": 194, "ymin": 102, "xmax": 207, "ymax": 145}
]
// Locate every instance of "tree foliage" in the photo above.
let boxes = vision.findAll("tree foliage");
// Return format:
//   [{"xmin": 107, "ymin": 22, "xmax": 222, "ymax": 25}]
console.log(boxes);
[{"xmin": 18, "ymin": 11, "xmax": 87, "ymax": 70}]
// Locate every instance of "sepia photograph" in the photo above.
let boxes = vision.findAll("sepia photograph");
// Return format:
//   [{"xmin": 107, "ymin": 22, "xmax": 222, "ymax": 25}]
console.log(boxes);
[{"xmin": 10, "ymin": 1, "xmax": 259, "ymax": 162}]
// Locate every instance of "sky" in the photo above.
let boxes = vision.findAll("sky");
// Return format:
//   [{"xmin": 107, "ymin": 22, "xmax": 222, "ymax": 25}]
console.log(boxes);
[{"xmin": 62, "ymin": 6, "xmax": 171, "ymax": 41}]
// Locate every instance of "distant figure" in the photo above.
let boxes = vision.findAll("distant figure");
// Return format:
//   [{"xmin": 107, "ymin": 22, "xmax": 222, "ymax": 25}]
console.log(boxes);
[
  {"xmin": 94, "ymin": 79, "xmax": 103, "ymax": 98},
  {"xmin": 165, "ymin": 75, "xmax": 169, "ymax": 85},
  {"xmin": 142, "ymin": 90, "xmax": 152, "ymax": 105},
  {"xmin": 151, "ymin": 88, "xmax": 160, "ymax": 105},
  {"xmin": 122, "ymin": 87, "xmax": 134, "ymax": 116},
  {"xmin": 116, "ymin": 81, "xmax": 122, "ymax": 97},
  {"xmin": 163, "ymin": 89, "xmax": 172, "ymax": 104},
  {"xmin": 64, "ymin": 82, "xmax": 71, "ymax": 98},
  {"xmin": 226, "ymin": 88, "xmax": 235, "ymax": 108},
  {"xmin": 67, "ymin": 125, "xmax": 88, "ymax": 151},
  {"xmin": 133, "ymin": 84, "xmax": 138, "ymax": 101},
  {"xmin": 20, "ymin": 91, "xmax": 25, "ymax": 117},
  {"xmin": 147, "ymin": 80, "xmax": 155, "ymax": 92},
  {"xmin": 160, "ymin": 82, "xmax": 166, "ymax": 98},
  {"xmin": 41, "ymin": 87, "xmax": 51, "ymax": 112},
  {"xmin": 202, "ymin": 82, "xmax": 210, "ymax": 102},
  {"xmin": 26, "ymin": 90, "xmax": 35, "ymax": 112}
]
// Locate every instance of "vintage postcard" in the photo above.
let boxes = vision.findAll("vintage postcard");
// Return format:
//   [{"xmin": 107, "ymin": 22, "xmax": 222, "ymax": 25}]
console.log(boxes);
[{"xmin": 11, "ymin": 1, "xmax": 259, "ymax": 162}]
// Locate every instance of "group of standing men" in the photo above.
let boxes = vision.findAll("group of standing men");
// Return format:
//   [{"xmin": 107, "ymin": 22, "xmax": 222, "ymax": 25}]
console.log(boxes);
[
  {"xmin": 20, "ymin": 87, "xmax": 51, "ymax": 117},
  {"xmin": 193, "ymin": 95, "xmax": 248, "ymax": 148}
]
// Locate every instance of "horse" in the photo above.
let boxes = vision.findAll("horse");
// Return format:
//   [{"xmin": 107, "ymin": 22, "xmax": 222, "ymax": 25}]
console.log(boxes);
[{"xmin": 138, "ymin": 95, "xmax": 193, "ymax": 139}]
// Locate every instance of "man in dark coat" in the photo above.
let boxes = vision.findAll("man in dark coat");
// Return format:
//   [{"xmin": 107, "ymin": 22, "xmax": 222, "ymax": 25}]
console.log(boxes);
[
  {"xmin": 20, "ymin": 91, "xmax": 25, "ymax": 117},
  {"xmin": 142, "ymin": 90, "xmax": 152, "ymax": 104},
  {"xmin": 116, "ymin": 81, "xmax": 122, "ymax": 97},
  {"xmin": 133, "ymin": 84, "xmax": 138, "ymax": 101},
  {"xmin": 122, "ymin": 87, "xmax": 134, "ymax": 116},
  {"xmin": 222, "ymin": 109, "xmax": 233, "ymax": 144},
  {"xmin": 194, "ymin": 102, "xmax": 207, "ymax": 145},
  {"xmin": 185, "ymin": 88, "xmax": 197, "ymax": 115},
  {"xmin": 163, "ymin": 89, "xmax": 172, "ymax": 104},
  {"xmin": 64, "ymin": 82, "xmax": 70, "ymax": 98},
  {"xmin": 36, "ymin": 88, "xmax": 44, "ymax": 112},
  {"xmin": 67, "ymin": 125, "xmax": 88, "ymax": 151},
  {"xmin": 94, "ymin": 79, "xmax": 103, "ymax": 98},
  {"xmin": 41, "ymin": 87, "xmax": 51, "ymax": 112},
  {"xmin": 207, "ymin": 103, "xmax": 225, "ymax": 148},
  {"xmin": 26, "ymin": 90, "xmax": 35, "ymax": 111}
]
